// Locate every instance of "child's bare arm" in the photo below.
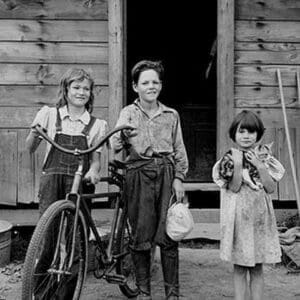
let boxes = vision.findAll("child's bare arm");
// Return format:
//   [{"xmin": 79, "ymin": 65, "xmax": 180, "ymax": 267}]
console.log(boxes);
[
  {"xmin": 26, "ymin": 128, "xmax": 42, "ymax": 153},
  {"xmin": 245, "ymin": 151, "xmax": 276, "ymax": 193},
  {"xmin": 227, "ymin": 149, "xmax": 243, "ymax": 192},
  {"xmin": 84, "ymin": 152, "xmax": 101, "ymax": 184}
]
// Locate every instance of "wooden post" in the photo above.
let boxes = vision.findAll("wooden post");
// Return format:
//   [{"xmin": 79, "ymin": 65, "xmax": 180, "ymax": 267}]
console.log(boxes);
[
  {"xmin": 296, "ymin": 71, "xmax": 300, "ymax": 105},
  {"xmin": 108, "ymin": 0, "xmax": 124, "ymax": 130},
  {"xmin": 277, "ymin": 69, "xmax": 300, "ymax": 215},
  {"xmin": 217, "ymin": 0, "xmax": 235, "ymax": 157}
]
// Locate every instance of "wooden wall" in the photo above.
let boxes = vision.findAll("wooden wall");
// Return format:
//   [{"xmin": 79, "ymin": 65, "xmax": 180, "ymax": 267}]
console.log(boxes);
[
  {"xmin": 235, "ymin": 0, "xmax": 300, "ymax": 200},
  {"xmin": 0, "ymin": 0, "xmax": 109, "ymax": 205}
]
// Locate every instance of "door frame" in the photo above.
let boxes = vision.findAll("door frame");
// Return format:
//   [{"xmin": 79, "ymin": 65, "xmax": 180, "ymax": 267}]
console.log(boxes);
[
  {"xmin": 109, "ymin": 0, "xmax": 235, "ymax": 176},
  {"xmin": 217, "ymin": 0, "xmax": 235, "ymax": 157}
]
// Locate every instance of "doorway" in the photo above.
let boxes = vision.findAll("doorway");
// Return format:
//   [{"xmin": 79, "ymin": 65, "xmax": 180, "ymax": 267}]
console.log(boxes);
[{"xmin": 126, "ymin": 1, "xmax": 217, "ymax": 182}]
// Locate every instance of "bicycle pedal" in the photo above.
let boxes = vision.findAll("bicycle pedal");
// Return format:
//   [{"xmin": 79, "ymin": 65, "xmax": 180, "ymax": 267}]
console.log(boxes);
[{"xmin": 104, "ymin": 274, "xmax": 126, "ymax": 285}]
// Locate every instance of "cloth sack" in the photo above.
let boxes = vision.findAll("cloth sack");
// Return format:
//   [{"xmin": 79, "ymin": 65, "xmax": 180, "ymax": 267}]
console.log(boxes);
[{"xmin": 166, "ymin": 196, "xmax": 194, "ymax": 242}]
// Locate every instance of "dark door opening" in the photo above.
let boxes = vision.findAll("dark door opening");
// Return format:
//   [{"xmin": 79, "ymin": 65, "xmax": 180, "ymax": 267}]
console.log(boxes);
[{"xmin": 126, "ymin": 1, "xmax": 217, "ymax": 182}]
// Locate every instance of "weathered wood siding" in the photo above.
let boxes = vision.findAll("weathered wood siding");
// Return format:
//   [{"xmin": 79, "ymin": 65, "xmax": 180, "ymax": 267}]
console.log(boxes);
[
  {"xmin": 0, "ymin": 0, "xmax": 109, "ymax": 205},
  {"xmin": 235, "ymin": 0, "xmax": 300, "ymax": 200}
]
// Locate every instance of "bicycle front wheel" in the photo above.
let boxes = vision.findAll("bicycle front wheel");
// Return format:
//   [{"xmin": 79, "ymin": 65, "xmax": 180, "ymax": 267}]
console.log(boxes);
[
  {"xmin": 22, "ymin": 200, "xmax": 88, "ymax": 300},
  {"xmin": 115, "ymin": 208, "xmax": 138, "ymax": 298}
]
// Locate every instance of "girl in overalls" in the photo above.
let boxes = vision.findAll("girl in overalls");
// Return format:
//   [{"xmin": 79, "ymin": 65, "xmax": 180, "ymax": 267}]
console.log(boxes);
[
  {"xmin": 26, "ymin": 68, "xmax": 108, "ymax": 299},
  {"xmin": 112, "ymin": 60, "xmax": 188, "ymax": 300}
]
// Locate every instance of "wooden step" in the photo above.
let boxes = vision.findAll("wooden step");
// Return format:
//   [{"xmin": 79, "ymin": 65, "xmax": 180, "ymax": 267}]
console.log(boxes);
[
  {"xmin": 0, "ymin": 208, "xmax": 297, "ymax": 227},
  {"xmin": 184, "ymin": 182, "xmax": 219, "ymax": 192}
]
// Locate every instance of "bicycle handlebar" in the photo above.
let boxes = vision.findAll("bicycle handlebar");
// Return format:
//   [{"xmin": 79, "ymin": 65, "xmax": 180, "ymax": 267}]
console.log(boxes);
[{"xmin": 34, "ymin": 124, "xmax": 135, "ymax": 156}]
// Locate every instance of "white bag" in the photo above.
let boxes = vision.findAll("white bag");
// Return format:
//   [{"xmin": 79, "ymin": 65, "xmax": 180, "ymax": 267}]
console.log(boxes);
[{"xmin": 166, "ymin": 196, "xmax": 194, "ymax": 242}]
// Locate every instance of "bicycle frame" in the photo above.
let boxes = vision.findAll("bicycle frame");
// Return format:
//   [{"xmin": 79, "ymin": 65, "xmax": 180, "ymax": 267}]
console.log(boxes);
[{"xmin": 33, "ymin": 124, "xmax": 133, "ymax": 280}]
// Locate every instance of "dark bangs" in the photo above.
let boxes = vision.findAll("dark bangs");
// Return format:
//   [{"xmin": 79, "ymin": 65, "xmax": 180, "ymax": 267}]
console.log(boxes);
[{"xmin": 229, "ymin": 110, "xmax": 265, "ymax": 142}]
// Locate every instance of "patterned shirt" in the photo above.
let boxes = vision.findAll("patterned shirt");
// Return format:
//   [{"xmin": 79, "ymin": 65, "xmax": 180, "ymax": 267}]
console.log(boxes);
[
  {"xmin": 111, "ymin": 99, "xmax": 188, "ymax": 180},
  {"xmin": 31, "ymin": 105, "xmax": 108, "ymax": 161}
]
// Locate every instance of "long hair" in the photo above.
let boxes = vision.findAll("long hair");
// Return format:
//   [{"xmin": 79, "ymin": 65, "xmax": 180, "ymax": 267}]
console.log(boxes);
[{"xmin": 56, "ymin": 68, "xmax": 95, "ymax": 113}]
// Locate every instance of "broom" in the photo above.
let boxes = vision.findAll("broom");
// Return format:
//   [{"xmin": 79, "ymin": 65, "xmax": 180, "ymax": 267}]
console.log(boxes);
[{"xmin": 276, "ymin": 69, "xmax": 300, "ymax": 216}]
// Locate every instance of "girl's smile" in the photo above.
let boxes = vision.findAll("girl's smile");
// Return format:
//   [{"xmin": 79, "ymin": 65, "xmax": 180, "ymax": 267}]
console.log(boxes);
[
  {"xmin": 235, "ymin": 127, "xmax": 257, "ymax": 150},
  {"xmin": 67, "ymin": 79, "xmax": 91, "ymax": 109}
]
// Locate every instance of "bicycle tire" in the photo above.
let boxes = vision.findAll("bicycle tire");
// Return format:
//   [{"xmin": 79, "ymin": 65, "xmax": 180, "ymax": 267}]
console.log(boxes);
[
  {"xmin": 115, "ymin": 208, "xmax": 139, "ymax": 298},
  {"xmin": 22, "ymin": 200, "xmax": 88, "ymax": 300}
]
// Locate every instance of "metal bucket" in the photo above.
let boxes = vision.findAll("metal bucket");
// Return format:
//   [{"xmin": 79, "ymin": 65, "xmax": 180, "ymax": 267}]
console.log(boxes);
[{"xmin": 0, "ymin": 220, "xmax": 12, "ymax": 267}]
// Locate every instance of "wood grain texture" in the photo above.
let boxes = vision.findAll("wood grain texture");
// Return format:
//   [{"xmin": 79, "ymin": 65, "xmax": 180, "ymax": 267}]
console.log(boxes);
[
  {"xmin": 217, "ymin": 0, "xmax": 234, "ymax": 157},
  {"xmin": 0, "ymin": 42, "xmax": 108, "ymax": 63},
  {"xmin": 235, "ymin": 43, "xmax": 300, "ymax": 65},
  {"xmin": 0, "ymin": 130, "xmax": 17, "ymax": 205},
  {"xmin": 108, "ymin": 0, "xmax": 124, "ymax": 129},
  {"xmin": 0, "ymin": 20, "xmax": 108, "ymax": 42},
  {"xmin": 0, "ymin": 0, "xmax": 108, "ymax": 20},
  {"xmin": 235, "ymin": 86, "xmax": 299, "ymax": 108},
  {"xmin": 0, "ymin": 64, "xmax": 108, "ymax": 85},
  {"xmin": 236, "ymin": 0, "xmax": 300, "ymax": 21},
  {"xmin": 235, "ymin": 65, "xmax": 300, "ymax": 86},
  {"xmin": 0, "ymin": 85, "xmax": 108, "ymax": 107},
  {"xmin": 236, "ymin": 20, "xmax": 300, "ymax": 43},
  {"xmin": 0, "ymin": 107, "xmax": 108, "ymax": 128}
]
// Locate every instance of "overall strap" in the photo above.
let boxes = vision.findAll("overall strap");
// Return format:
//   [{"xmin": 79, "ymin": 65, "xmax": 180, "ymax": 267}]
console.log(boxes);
[
  {"xmin": 55, "ymin": 108, "xmax": 62, "ymax": 133},
  {"xmin": 81, "ymin": 115, "xmax": 96, "ymax": 136}
]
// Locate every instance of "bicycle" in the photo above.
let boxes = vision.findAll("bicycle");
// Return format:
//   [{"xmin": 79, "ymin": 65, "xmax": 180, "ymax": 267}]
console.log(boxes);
[{"xmin": 22, "ymin": 124, "xmax": 138, "ymax": 299}]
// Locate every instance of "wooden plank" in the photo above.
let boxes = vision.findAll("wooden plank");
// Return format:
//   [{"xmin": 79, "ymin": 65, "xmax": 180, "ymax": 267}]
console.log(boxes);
[
  {"xmin": 183, "ymin": 183, "xmax": 219, "ymax": 192},
  {"xmin": 108, "ymin": 0, "xmax": 124, "ymax": 130},
  {"xmin": 235, "ymin": 86, "xmax": 298, "ymax": 108},
  {"xmin": 17, "ymin": 129, "xmax": 35, "ymax": 204},
  {"xmin": 0, "ymin": 64, "xmax": 108, "ymax": 85},
  {"xmin": 0, "ymin": 130, "xmax": 17, "ymax": 205},
  {"xmin": 236, "ymin": 20, "xmax": 300, "ymax": 43},
  {"xmin": 0, "ymin": 0, "xmax": 108, "ymax": 20},
  {"xmin": 0, "ymin": 85, "xmax": 108, "ymax": 107},
  {"xmin": 235, "ymin": 43, "xmax": 300, "ymax": 65},
  {"xmin": 0, "ymin": 20, "xmax": 108, "ymax": 42},
  {"xmin": 1, "ymin": 208, "xmax": 298, "ymax": 227},
  {"xmin": 235, "ymin": 65, "xmax": 300, "ymax": 86},
  {"xmin": 236, "ymin": 0, "xmax": 300, "ymax": 21},
  {"xmin": 17, "ymin": 129, "xmax": 47, "ymax": 204},
  {"xmin": 235, "ymin": 108, "xmax": 300, "ymax": 128},
  {"xmin": 217, "ymin": 0, "xmax": 234, "ymax": 157},
  {"xmin": 0, "ymin": 107, "xmax": 108, "ymax": 128},
  {"xmin": 0, "ymin": 42, "xmax": 108, "ymax": 63}
]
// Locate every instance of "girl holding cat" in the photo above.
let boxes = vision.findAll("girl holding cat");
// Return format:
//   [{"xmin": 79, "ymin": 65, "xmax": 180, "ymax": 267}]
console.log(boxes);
[{"xmin": 212, "ymin": 110, "xmax": 285, "ymax": 300}]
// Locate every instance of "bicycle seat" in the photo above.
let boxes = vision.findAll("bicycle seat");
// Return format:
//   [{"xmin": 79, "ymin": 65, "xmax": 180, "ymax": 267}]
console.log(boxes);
[{"xmin": 109, "ymin": 160, "xmax": 127, "ymax": 170}]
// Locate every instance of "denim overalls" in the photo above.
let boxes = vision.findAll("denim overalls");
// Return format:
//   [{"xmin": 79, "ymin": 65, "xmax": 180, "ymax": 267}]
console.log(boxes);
[
  {"xmin": 38, "ymin": 108, "xmax": 95, "ymax": 215},
  {"xmin": 35, "ymin": 108, "xmax": 96, "ymax": 299}
]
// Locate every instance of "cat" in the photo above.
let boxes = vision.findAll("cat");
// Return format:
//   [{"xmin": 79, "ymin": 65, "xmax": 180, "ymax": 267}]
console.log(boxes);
[{"xmin": 219, "ymin": 142, "xmax": 273, "ymax": 190}]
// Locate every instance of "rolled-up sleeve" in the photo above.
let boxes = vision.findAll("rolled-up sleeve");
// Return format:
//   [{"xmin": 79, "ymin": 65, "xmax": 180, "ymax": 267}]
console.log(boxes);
[
  {"xmin": 31, "ymin": 105, "xmax": 50, "ymax": 129},
  {"xmin": 111, "ymin": 108, "xmax": 130, "ymax": 153},
  {"xmin": 172, "ymin": 112, "xmax": 188, "ymax": 181}
]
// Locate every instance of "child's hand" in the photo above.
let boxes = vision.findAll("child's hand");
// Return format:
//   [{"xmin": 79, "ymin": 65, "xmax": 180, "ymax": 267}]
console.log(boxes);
[
  {"xmin": 245, "ymin": 151, "xmax": 264, "ymax": 168},
  {"xmin": 122, "ymin": 127, "xmax": 138, "ymax": 138},
  {"xmin": 84, "ymin": 169, "xmax": 101, "ymax": 185}
]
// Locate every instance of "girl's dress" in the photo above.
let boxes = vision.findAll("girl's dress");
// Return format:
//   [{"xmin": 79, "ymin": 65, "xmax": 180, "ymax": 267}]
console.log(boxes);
[{"xmin": 212, "ymin": 150, "xmax": 285, "ymax": 267}]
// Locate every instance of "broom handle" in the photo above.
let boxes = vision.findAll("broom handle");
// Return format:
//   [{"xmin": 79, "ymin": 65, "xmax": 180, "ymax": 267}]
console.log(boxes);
[{"xmin": 277, "ymin": 69, "xmax": 300, "ymax": 214}]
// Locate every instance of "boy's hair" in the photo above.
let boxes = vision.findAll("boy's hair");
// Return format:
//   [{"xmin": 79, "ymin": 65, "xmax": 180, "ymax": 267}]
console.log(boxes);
[
  {"xmin": 131, "ymin": 60, "xmax": 164, "ymax": 85},
  {"xmin": 56, "ymin": 68, "xmax": 95, "ymax": 113},
  {"xmin": 229, "ymin": 110, "xmax": 265, "ymax": 142}
]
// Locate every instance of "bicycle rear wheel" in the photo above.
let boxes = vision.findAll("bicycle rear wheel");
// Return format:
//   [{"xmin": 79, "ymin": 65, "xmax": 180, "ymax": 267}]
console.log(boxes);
[
  {"xmin": 22, "ymin": 200, "xmax": 88, "ymax": 300},
  {"xmin": 115, "ymin": 208, "xmax": 138, "ymax": 298}
]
